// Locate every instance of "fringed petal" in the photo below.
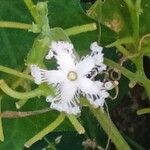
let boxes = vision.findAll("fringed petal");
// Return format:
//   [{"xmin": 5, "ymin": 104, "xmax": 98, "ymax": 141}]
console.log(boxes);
[
  {"xmin": 42, "ymin": 70, "xmax": 66, "ymax": 84},
  {"xmin": 79, "ymin": 77, "xmax": 109, "ymax": 107},
  {"xmin": 49, "ymin": 41, "xmax": 76, "ymax": 71},
  {"xmin": 50, "ymin": 101, "xmax": 81, "ymax": 115},
  {"xmin": 90, "ymin": 42, "xmax": 104, "ymax": 64},
  {"xmin": 45, "ymin": 50, "xmax": 53, "ymax": 60},
  {"xmin": 78, "ymin": 78, "xmax": 103, "ymax": 94},
  {"xmin": 86, "ymin": 90, "xmax": 109, "ymax": 107},
  {"xmin": 89, "ymin": 42, "xmax": 107, "ymax": 75},
  {"xmin": 76, "ymin": 56, "xmax": 95, "ymax": 76},
  {"xmin": 30, "ymin": 65, "xmax": 43, "ymax": 84},
  {"xmin": 30, "ymin": 65, "xmax": 66, "ymax": 85},
  {"xmin": 49, "ymin": 82, "xmax": 80, "ymax": 114},
  {"xmin": 55, "ymin": 52, "xmax": 76, "ymax": 71},
  {"xmin": 51, "ymin": 41, "xmax": 74, "ymax": 54}
]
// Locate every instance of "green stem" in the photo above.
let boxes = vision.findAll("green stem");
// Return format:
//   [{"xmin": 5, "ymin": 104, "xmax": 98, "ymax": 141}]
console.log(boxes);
[
  {"xmin": 124, "ymin": 0, "xmax": 134, "ymax": 8},
  {"xmin": 0, "ymin": 65, "xmax": 33, "ymax": 81},
  {"xmin": 137, "ymin": 108, "xmax": 150, "ymax": 115},
  {"xmin": 0, "ymin": 97, "xmax": 4, "ymax": 141},
  {"xmin": 1, "ymin": 108, "xmax": 50, "ymax": 118},
  {"xmin": 122, "ymin": 133, "xmax": 145, "ymax": 150},
  {"xmin": 144, "ymin": 85, "xmax": 150, "ymax": 100},
  {"xmin": 67, "ymin": 115, "xmax": 85, "ymax": 134},
  {"xmin": 139, "ymin": 33, "xmax": 150, "ymax": 51},
  {"xmin": 0, "ymin": 21, "xmax": 31, "ymax": 30},
  {"xmin": 65, "ymin": 23, "xmax": 97, "ymax": 36},
  {"xmin": 106, "ymin": 37, "xmax": 134, "ymax": 48},
  {"xmin": 15, "ymin": 99, "xmax": 29, "ymax": 109},
  {"xmin": 24, "ymin": 113, "xmax": 65, "ymax": 148},
  {"xmin": 135, "ymin": 0, "xmax": 141, "ymax": 41},
  {"xmin": 115, "ymin": 44, "xmax": 132, "ymax": 57},
  {"xmin": 0, "ymin": 80, "xmax": 43, "ymax": 100},
  {"xmin": 24, "ymin": 0, "xmax": 39, "ymax": 24},
  {"xmin": 90, "ymin": 107, "xmax": 131, "ymax": 150},
  {"xmin": 124, "ymin": 0, "xmax": 140, "ymax": 44}
]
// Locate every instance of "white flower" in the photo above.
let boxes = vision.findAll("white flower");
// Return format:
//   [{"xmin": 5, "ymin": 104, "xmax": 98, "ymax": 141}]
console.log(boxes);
[{"xmin": 31, "ymin": 41, "xmax": 113, "ymax": 115}]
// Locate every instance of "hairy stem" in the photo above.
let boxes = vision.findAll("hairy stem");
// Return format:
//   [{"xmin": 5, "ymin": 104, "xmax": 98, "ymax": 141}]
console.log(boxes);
[
  {"xmin": 0, "ymin": 80, "xmax": 43, "ymax": 100},
  {"xmin": 25, "ymin": 113, "xmax": 65, "ymax": 148},
  {"xmin": 0, "ymin": 21, "xmax": 31, "ymax": 30},
  {"xmin": 0, "ymin": 65, "xmax": 33, "ymax": 81}
]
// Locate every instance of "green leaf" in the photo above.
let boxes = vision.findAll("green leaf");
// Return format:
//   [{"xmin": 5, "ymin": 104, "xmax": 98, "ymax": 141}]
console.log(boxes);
[
  {"xmin": 1, "ymin": 98, "xmax": 73, "ymax": 150},
  {"xmin": 87, "ymin": 0, "xmax": 133, "ymax": 37}
]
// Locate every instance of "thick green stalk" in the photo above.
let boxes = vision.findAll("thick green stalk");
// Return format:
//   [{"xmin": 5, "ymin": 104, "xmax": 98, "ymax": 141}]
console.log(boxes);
[
  {"xmin": 124, "ymin": 0, "xmax": 140, "ymax": 44},
  {"xmin": 25, "ymin": 113, "xmax": 65, "ymax": 148},
  {"xmin": 0, "ymin": 65, "xmax": 33, "ymax": 81},
  {"xmin": 91, "ymin": 107, "xmax": 131, "ymax": 150},
  {"xmin": 15, "ymin": 99, "xmax": 29, "ymax": 109},
  {"xmin": 24, "ymin": 0, "xmax": 39, "ymax": 24},
  {"xmin": 124, "ymin": 0, "xmax": 134, "ymax": 8},
  {"xmin": 0, "ymin": 21, "xmax": 31, "ymax": 30},
  {"xmin": 137, "ymin": 108, "xmax": 150, "ymax": 115},
  {"xmin": 67, "ymin": 115, "xmax": 85, "ymax": 134},
  {"xmin": 65, "ymin": 23, "xmax": 97, "ymax": 36},
  {"xmin": 0, "ymin": 80, "xmax": 43, "ymax": 100},
  {"xmin": 0, "ymin": 97, "xmax": 4, "ymax": 141}
]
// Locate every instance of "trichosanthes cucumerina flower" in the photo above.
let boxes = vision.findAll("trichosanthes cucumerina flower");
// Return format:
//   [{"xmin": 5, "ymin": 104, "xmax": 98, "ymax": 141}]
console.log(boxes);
[{"xmin": 30, "ymin": 41, "xmax": 114, "ymax": 115}]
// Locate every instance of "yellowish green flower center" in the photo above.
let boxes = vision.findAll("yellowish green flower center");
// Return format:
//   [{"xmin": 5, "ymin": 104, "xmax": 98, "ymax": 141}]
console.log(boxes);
[{"xmin": 67, "ymin": 71, "xmax": 78, "ymax": 81}]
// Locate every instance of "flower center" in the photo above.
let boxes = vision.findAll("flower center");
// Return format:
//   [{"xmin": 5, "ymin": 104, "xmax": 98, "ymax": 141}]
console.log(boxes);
[{"xmin": 67, "ymin": 71, "xmax": 78, "ymax": 81}]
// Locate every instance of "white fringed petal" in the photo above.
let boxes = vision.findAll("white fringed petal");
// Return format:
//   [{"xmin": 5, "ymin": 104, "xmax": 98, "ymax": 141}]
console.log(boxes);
[
  {"xmin": 55, "ymin": 52, "xmax": 76, "ymax": 71},
  {"xmin": 30, "ymin": 65, "xmax": 42, "ymax": 84},
  {"xmin": 50, "ymin": 101, "xmax": 80, "ymax": 115},
  {"xmin": 31, "ymin": 65, "xmax": 66, "ymax": 85},
  {"xmin": 76, "ymin": 56, "xmax": 95, "ymax": 76},
  {"xmin": 86, "ymin": 90, "xmax": 109, "ymax": 107},
  {"xmin": 90, "ymin": 42, "xmax": 103, "ymax": 51},
  {"xmin": 90, "ymin": 42, "xmax": 104, "ymax": 65},
  {"xmin": 45, "ymin": 50, "xmax": 53, "ymax": 60},
  {"xmin": 50, "ymin": 82, "xmax": 79, "ymax": 114},
  {"xmin": 60, "ymin": 81, "xmax": 77, "ymax": 102},
  {"xmin": 78, "ymin": 77, "xmax": 109, "ymax": 107},
  {"xmin": 51, "ymin": 41, "xmax": 74, "ymax": 54},
  {"xmin": 78, "ymin": 78, "xmax": 101, "ymax": 94},
  {"xmin": 42, "ymin": 70, "xmax": 66, "ymax": 84}
]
